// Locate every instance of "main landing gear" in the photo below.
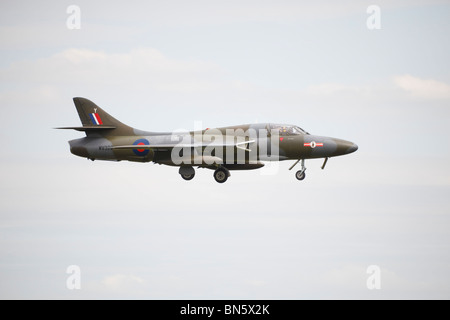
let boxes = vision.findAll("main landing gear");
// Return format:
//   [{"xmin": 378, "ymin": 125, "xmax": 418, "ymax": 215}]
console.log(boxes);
[
  {"xmin": 179, "ymin": 165, "xmax": 230, "ymax": 183},
  {"xmin": 179, "ymin": 166, "xmax": 195, "ymax": 181},
  {"xmin": 181, "ymin": 172, "xmax": 195, "ymax": 180},
  {"xmin": 213, "ymin": 167, "xmax": 230, "ymax": 184}
]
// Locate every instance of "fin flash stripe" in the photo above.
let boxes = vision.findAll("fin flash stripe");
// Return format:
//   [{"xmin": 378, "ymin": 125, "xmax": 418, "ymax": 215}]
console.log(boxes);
[{"xmin": 89, "ymin": 113, "xmax": 103, "ymax": 125}]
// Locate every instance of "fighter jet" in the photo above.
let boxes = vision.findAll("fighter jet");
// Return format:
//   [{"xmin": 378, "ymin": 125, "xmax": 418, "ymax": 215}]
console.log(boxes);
[{"xmin": 57, "ymin": 97, "xmax": 358, "ymax": 183}]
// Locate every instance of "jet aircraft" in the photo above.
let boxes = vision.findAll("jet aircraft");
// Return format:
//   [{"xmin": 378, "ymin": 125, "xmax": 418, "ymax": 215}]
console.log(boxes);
[{"xmin": 57, "ymin": 97, "xmax": 358, "ymax": 183}]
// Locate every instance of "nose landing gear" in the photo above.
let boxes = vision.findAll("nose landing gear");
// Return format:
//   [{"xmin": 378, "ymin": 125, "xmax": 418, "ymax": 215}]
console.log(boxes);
[
  {"xmin": 289, "ymin": 159, "xmax": 306, "ymax": 181},
  {"xmin": 295, "ymin": 169, "xmax": 306, "ymax": 181},
  {"xmin": 290, "ymin": 157, "xmax": 329, "ymax": 181}
]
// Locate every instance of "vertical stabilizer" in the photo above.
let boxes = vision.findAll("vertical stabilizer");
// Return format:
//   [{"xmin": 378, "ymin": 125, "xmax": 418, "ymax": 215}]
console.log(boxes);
[{"xmin": 71, "ymin": 97, "xmax": 135, "ymax": 136}]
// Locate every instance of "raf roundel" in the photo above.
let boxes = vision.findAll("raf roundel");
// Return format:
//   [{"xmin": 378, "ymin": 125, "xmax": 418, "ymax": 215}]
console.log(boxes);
[
  {"xmin": 304, "ymin": 141, "xmax": 324, "ymax": 149},
  {"xmin": 132, "ymin": 138, "xmax": 150, "ymax": 156}
]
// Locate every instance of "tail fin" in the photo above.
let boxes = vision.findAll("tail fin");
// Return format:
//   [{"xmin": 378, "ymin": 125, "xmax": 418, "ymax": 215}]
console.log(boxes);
[
  {"xmin": 73, "ymin": 97, "xmax": 126, "ymax": 128},
  {"xmin": 57, "ymin": 97, "xmax": 135, "ymax": 136}
]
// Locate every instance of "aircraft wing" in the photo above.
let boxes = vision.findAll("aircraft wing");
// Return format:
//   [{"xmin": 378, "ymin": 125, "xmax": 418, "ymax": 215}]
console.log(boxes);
[{"xmin": 112, "ymin": 140, "xmax": 255, "ymax": 152}]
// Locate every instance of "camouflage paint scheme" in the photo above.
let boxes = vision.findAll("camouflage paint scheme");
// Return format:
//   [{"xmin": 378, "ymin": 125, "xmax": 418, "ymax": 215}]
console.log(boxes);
[{"xmin": 57, "ymin": 97, "xmax": 358, "ymax": 183}]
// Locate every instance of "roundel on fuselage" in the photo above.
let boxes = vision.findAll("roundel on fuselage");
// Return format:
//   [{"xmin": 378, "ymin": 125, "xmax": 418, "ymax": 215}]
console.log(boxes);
[{"xmin": 132, "ymin": 138, "xmax": 150, "ymax": 156}]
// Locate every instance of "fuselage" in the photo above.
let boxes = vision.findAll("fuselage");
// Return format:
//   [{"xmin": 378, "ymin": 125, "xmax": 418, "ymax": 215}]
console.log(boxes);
[
  {"xmin": 61, "ymin": 97, "xmax": 358, "ymax": 183},
  {"xmin": 62, "ymin": 97, "xmax": 358, "ymax": 183},
  {"xmin": 69, "ymin": 122, "xmax": 358, "ymax": 167}
]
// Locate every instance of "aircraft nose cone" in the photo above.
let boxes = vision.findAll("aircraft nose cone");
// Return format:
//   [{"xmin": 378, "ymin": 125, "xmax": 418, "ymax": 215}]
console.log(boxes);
[
  {"xmin": 332, "ymin": 139, "xmax": 358, "ymax": 156},
  {"xmin": 347, "ymin": 143, "xmax": 358, "ymax": 154}
]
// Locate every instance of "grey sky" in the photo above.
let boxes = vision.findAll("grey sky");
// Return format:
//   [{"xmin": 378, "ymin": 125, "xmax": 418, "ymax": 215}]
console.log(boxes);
[{"xmin": 0, "ymin": 0, "xmax": 449, "ymax": 299}]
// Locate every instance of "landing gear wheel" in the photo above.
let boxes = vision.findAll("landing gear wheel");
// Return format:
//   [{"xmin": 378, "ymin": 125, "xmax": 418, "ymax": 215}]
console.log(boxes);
[
  {"xmin": 295, "ymin": 170, "xmax": 306, "ymax": 181},
  {"xmin": 181, "ymin": 173, "xmax": 195, "ymax": 181},
  {"xmin": 179, "ymin": 166, "xmax": 195, "ymax": 181},
  {"xmin": 214, "ymin": 168, "xmax": 229, "ymax": 183}
]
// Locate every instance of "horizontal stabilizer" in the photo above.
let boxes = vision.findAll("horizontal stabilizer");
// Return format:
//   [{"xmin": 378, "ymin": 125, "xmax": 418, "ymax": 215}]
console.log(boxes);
[{"xmin": 55, "ymin": 126, "xmax": 117, "ymax": 131}]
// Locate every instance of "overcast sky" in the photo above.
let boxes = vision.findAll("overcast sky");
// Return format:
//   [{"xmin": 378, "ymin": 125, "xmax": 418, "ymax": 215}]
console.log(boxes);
[{"xmin": 1, "ymin": 0, "xmax": 450, "ymax": 299}]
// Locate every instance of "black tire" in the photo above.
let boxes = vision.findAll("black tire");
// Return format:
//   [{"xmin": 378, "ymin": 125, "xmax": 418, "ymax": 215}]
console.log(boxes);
[
  {"xmin": 181, "ymin": 173, "xmax": 195, "ymax": 181},
  {"xmin": 214, "ymin": 168, "xmax": 228, "ymax": 183},
  {"xmin": 295, "ymin": 170, "xmax": 306, "ymax": 181}
]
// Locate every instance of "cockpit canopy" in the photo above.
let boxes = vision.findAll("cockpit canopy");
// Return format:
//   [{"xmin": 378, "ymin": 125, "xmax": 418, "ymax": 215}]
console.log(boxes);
[{"xmin": 269, "ymin": 124, "xmax": 309, "ymax": 136}]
